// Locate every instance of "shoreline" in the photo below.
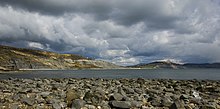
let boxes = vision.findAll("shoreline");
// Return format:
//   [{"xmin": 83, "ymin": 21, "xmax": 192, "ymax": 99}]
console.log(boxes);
[
  {"xmin": 1, "ymin": 67, "xmax": 219, "ymax": 74},
  {"xmin": 0, "ymin": 78, "xmax": 219, "ymax": 109},
  {"xmin": 0, "ymin": 68, "xmax": 144, "ymax": 74}
]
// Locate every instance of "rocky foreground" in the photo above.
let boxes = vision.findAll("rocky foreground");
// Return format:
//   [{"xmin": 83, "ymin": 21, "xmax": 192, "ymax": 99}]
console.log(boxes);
[{"xmin": 0, "ymin": 78, "xmax": 220, "ymax": 109}]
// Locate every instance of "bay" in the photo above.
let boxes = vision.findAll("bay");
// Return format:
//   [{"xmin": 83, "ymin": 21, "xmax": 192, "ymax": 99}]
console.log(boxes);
[{"xmin": 0, "ymin": 68, "xmax": 220, "ymax": 80}]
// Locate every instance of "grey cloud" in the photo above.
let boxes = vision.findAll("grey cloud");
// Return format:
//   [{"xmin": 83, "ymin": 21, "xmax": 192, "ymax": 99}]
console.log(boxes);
[
  {"xmin": 1, "ymin": 0, "xmax": 220, "ymax": 65},
  {"xmin": 0, "ymin": 0, "xmax": 182, "ymax": 29},
  {"xmin": 0, "ymin": 0, "xmax": 113, "ymax": 17}
]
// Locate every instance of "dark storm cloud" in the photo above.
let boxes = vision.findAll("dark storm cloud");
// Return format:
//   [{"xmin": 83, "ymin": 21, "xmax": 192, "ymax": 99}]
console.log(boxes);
[
  {"xmin": 0, "ymin": 0, "xmax": 180, "ymax": 29},
  {"xmin": 0, "ymin": 0, "xmax": 113, "ymax": 18},
  {"xmin": 0, "ymin": 0, "xmax": 220, "ymax": 66}
]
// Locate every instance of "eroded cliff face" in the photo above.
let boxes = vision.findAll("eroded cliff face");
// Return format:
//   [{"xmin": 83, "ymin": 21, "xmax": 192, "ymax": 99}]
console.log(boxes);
[{"xmin": 0, "ymin": 45, "xmax": 121, "ymax": 70}]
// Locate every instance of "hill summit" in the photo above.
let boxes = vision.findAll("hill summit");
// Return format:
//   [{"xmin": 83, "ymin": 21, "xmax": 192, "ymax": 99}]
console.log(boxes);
[{"xmin": 132, "ymin": 61, "xmax": 220, "ymax": 69}]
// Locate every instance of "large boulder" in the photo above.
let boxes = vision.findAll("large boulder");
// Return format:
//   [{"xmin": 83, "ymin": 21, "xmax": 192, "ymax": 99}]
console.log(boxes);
[{"xmin": 66, "ymin": 89, "xmax": 81, "ymax": 107}]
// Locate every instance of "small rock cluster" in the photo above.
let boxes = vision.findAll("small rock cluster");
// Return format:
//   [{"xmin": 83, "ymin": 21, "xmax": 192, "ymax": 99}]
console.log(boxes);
[{"xmin": 0, "ymin": 78, "xmax": 220, "ymax": 109}]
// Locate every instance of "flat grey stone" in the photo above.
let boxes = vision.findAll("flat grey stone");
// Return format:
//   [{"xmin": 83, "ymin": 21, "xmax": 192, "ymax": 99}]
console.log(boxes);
[{"xmin": 111, "ymin": 101, "xmax": 132, "ymax": 109}]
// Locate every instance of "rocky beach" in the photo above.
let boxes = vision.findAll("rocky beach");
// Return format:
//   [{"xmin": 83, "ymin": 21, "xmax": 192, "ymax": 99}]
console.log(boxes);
[{"xmin": 0, "ymin": 78, "xmax": 219, "ymax": 109}]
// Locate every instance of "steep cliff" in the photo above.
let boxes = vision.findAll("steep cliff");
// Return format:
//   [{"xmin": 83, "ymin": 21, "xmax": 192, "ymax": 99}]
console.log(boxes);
[{"xmin": 0, "ymin": 45, "xmax": 121, "ymax": 70}]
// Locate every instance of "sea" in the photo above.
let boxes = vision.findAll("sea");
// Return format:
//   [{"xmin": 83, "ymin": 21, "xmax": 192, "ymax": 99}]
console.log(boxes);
[{"xmin": 0, "ymin": 69, "xmax": 220, "ymax": 80}]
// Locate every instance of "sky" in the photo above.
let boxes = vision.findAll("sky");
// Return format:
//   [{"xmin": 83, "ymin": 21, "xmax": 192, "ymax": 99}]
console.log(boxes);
[{"xmin": 0, "ymin": 0, "xmax": 220, "ymax": 66}]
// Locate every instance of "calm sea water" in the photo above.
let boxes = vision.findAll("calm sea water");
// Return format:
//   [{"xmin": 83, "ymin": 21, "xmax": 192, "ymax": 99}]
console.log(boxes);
[{"xmin": 0, "ymin": 69, "xmax": 220, "ymax": 80}]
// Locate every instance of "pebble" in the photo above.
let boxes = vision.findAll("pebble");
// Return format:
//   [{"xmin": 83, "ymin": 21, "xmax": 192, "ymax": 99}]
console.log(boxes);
[
  {"xmin": 0, "ymin": 78, "xmax": 219, "ymax": 109},
  {"xmin": 39, "ymin": 92, "xmax": 51, "ymax": 98},
  {"xmin": 109, "ymin": 93, "xmax": 123, "ymax": 101},
  {"xmin": 169, "ymin": 100, "xmax": 185, "ymax": 109},
  {"xmin": 22, "ymin": 98, "xmax": 35, "ymax": 106}
]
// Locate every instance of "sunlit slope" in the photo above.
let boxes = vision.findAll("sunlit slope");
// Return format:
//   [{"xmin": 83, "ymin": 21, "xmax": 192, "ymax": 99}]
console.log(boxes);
[{"xmin": 0, "ymin": 45, "xmax": 120, "ymax": 70}]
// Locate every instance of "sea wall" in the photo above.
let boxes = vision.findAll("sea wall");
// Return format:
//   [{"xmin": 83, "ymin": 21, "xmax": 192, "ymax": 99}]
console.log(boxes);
[{"xmin": 0, "ymin": 78, "xmax": 219, "ymax": 109}]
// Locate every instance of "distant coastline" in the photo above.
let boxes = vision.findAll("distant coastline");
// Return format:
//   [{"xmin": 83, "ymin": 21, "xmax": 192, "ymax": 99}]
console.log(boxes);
[{"xmin": 1, "ymin": 45, "xmax": 220, "ymax": 72}]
